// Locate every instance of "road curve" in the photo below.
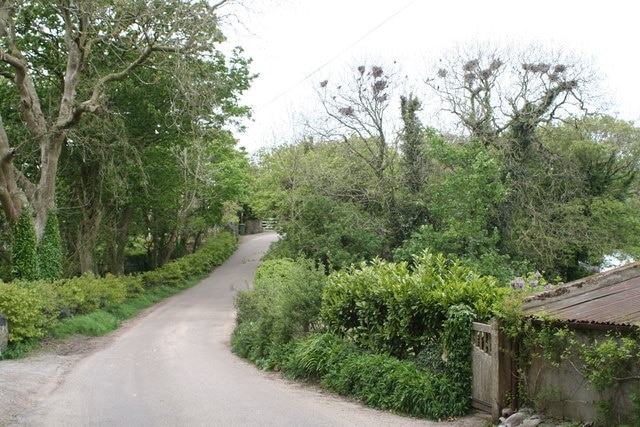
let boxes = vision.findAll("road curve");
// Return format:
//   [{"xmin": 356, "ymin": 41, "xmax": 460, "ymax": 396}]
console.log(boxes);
[{"xmin": 15, "ymin": 232, "xmax": 485, "ymax": 427}]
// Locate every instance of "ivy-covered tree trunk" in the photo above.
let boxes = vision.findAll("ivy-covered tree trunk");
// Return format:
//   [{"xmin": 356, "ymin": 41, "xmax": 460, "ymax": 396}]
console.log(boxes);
[
  {"xmin": 37, "ymin": 210, "xmax": 63, "ymax": 280},
  {"xmin": 442, "ymin": 304, "xmax": 476, "ymax": 413},
  {"xmin": 10, "ymin": 212, "xmax": 39, "ymax": 280}
]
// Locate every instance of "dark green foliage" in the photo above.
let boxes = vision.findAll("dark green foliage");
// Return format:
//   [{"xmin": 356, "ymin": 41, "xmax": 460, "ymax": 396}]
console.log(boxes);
[
  {"xmin": 267, "ymin": 195, "xmax": 386, "ymax": 269},
  {"xmin": 394, "ymin": 138, "xmax": 516, "ymax": 281},
  {"xmin": 321, "ymin": 250, "xmax": 505, "ymax": 358},
  {"xmin": 37, "ymin": 211, "xmax": 63, "ymax": 280},
  {"xmin": 441, "ymin": 304, "xmax": 476, "ymax": 408},
  {"xmin": 282, "ymin": 332, "xmax": 360, "ymax": 380},
  {"xmin": 10, "ymin": 213, "xmax": 39, "ymax": 281},
  {"xmin": 281, "ymin": 306, "xmax": 475, "ymax": 419},
  {"xmin": 400, "ymin": 94, "xmax": 427, "ymax": 194},
  {"xmin": 138, "ymin": 231, "xmax": 236, "ymax": 288},
  {"xmin": 231, "ymin": 257, "xmax": 326, "ymax": 369}
]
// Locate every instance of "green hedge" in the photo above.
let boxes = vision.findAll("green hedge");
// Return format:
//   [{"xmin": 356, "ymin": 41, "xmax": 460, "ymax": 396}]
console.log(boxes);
[
  {"xmin": 0, "ymin": 280, "xmax": 58, "ymax": 342},
  {"xmin": 231, "ymin": 257, "xmax": 326, "ymax": 369},
  {"xmin": 0, "ymin": 232, "xmax": 236, "ymax": 344},
  {"xmin": 321, "ymin": 250, "xmax": 506, "ymax": 358},
  {"xmin": 283, "ymin": 304, "xmax": 475, "ymax": 419},
  {"xmin": 231, "ymin": 251, "xmax": 482, "ymax": 419}
]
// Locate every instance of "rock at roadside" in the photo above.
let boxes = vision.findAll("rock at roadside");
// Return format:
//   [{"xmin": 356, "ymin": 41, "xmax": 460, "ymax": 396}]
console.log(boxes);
[{"xmin": 0, "ymin": 314, "xmax": 8, "ymax": 353}]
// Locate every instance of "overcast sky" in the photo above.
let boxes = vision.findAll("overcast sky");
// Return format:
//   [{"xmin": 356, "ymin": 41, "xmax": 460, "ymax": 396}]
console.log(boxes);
[{"xmin": 222, "ymin": 0, "xmax": 639, "ymax": 153}]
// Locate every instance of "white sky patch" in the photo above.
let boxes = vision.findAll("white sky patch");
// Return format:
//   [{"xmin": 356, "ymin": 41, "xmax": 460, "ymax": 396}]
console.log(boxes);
[{"xmin": 221, "ymin": 0, "xmax": 640, "ymax": 152}]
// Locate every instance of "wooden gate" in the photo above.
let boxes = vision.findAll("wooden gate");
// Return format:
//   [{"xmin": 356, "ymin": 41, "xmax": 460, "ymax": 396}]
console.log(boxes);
[{"xmin": 471, "ymin": 320, "xmax": 511, "ymax": 421}]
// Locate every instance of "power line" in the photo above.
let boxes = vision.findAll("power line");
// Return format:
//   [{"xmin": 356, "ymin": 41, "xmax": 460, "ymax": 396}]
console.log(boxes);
[{"xmin": 258, "ymin": 0, "xmax": 419, "ymax": 109}]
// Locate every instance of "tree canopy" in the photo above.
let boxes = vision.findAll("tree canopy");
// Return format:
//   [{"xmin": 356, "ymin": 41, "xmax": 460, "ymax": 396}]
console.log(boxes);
[
  {"xmin": 250, "ymin": 48, "xmax": 640, "ymax": 282},
  {"xmin": 0, "ymin": 0, "xmax": 254, "ymax": 278}
]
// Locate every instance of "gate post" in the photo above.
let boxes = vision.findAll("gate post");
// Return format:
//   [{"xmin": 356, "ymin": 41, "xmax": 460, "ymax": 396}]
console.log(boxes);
[
  {"xmin": 493, "ymin": 317, "xmax": 516, "ymax": 421},
  {"xmin": 490, "ymin": 318, "xmax": 501, "ymax": 421}
]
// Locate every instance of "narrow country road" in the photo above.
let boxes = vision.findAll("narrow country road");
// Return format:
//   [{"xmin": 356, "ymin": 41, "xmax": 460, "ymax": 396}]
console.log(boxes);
[{"xmin": 6, "ymin": 233, "xmax": 486, "ymax": 426}]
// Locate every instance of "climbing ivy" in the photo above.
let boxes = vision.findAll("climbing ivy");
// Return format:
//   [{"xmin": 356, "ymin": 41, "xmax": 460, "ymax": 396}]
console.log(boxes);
[
  {"xmin": 441, "ymin": 304, "xmax": 476, "ymax": 409},
  {"xmin": 498, "ymin": 288, "xmax": 640, "ymax": 424},
  {"xmin": 10, "ymin": 212, "xmax": 39, "ymax": 281},
  {"xmin": 37, "ymin": 211, "xmax": 64, "ymax": 280}
]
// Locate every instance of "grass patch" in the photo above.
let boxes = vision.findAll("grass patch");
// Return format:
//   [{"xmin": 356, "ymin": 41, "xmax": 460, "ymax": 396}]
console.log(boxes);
[
  {"xmin": 0, "ymin": 339, "xmax": 39, "ymax": 360},
  {"xmin": 1, "ymin": 272, "xmax": 213, "ymax": 359},
  {"xmin": 51, "ymin": 310, "xmax": 120, "ymax": 338},
  {"xmin": 50, "ymin": 274, "xmax": 208, "ymax": 340}
]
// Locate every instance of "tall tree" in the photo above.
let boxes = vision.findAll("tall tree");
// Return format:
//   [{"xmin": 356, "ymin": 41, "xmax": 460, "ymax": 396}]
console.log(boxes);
[
  {"xmin": 427, "ymin": 44, "xmax": 594, "ymax": 156},
  {"xmin": 57, "ymin": 52, "xmax": 252, "ymax": 274},
  {"xmin": 399, "ymin": 94, "xmax": 427, "ymax": 194},
  {"xmin": 316, "ymin": 64, "xmax": 402, "ymax": 245},
  {"xmin": 250, "ymin": 139, "xmax": 387, "ymax": 268},
  {"xmin": 504, "ymin": 116, "xmax": 640, "ymax": 278},
  {"xmin": 0, "ymin": 0, "xmax": 234, "ymax": 243}
]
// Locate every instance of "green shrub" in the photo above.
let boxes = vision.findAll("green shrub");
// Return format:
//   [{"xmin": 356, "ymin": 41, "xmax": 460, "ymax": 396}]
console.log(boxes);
[
  {"xmin": 54, "ymin": 273, "xmax": 127, "ymax": 316},
  {"xmin": 321, "ymin": 250, "xmax": 505, "ymax": 358},
  {"xmin": 282, "ymin": 330, "xmax": 470, "ymax": 419},
  {"xmin": 139, "ymin": 232, "xmax": 236, "ymax": 289},
  {"xmin": 0, "ymin": 280, "xmax": 58, "ymax": 342},
  {"xmin": 0, "ymin": 231, "xmax": 235, "ymax": 347},
  {"xmin": 282, "ymin": 332, "xmax": 359, "ymax": 380},
  {"xmin": 10, "ymin": 212, "xmax": 39, "ymax": 281},
  {"xmin": 231, "ymin": 257, "xmax": 326, "ymax": 369}
]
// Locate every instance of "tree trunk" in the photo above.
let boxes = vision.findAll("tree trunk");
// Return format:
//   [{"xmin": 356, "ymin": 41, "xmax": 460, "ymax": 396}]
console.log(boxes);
[
  {"xmin": 108, "ymin": 205, "xmax": 133, "ymax": 275},
  {"xmin": 76, "ymin": 208, "xmax": 102, "ymax": 274}
]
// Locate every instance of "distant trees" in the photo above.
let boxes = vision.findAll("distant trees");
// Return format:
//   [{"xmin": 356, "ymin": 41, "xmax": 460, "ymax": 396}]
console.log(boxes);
[
  {"xmin": 251, "ymin": 46, "xmax": 640, "ymax": 282},
  {"xmin": 424, "ymin": 45, "xmax": 637, "ymax": 278},
  {"xmin": 250, "ymin": 139, "xmax": 386, "ymax": 268}
]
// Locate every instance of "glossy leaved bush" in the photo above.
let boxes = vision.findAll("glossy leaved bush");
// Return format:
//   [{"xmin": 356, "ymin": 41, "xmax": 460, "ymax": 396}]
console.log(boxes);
[{"xmin": 322, "ymin": 250, "xmax": 506, "ymax": 359}]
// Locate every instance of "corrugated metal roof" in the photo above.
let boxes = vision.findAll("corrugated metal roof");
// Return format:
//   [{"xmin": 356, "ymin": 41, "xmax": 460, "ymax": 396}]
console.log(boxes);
[{"xmin": 521, "ymin": 261, "xmax": 640, "ymax": 328}]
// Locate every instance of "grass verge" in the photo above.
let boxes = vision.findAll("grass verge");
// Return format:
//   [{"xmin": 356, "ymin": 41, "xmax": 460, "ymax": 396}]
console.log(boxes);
[{"xmin": 2, "ymin": 273, "xmax": 208, "ymax": 359}]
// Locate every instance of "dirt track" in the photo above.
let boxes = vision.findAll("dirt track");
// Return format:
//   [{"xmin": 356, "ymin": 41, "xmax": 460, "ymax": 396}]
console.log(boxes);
[{"xmin": 0, "ymin": 233, "xmax": 488, "ymax": 426}]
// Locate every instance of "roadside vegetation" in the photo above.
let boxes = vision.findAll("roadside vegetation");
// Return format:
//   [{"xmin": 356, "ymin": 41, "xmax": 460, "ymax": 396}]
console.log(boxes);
[
  {"xmin": 232, "ymin": 254, "xmax": 502, "ymax": 419},
  {"xmin": 0, "ymin": 232, "xmax": 236, "ymax": 359},
  {"xmin": 2, "ymin": 2, "xmax": 639, "ymax": 423},
  {"xmin": 237, "ymin": 48, "xmax": 640, "ymax": 421}
]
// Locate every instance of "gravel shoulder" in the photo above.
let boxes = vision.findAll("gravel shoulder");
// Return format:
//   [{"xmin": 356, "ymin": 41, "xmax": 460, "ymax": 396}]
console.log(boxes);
[{"xmin": 0, "ymin": 314, "xmax": 143, "ymax": 426}]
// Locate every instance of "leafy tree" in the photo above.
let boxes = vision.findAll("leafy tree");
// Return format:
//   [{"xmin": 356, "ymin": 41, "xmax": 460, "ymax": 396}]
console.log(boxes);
[
  {"xmin": 270, "ymin": 194, "xmax": 386, "ymax": 269},
  {"xmin": 0, "ymin": 0, "xmax": 239, "ymax": 249},
  {"xmin": 502, "ymin": 116, "xmax": 640, "ymax": 278},
  {"xmin": 251, "ymin": 138, "xmax": 389, "ymax": 269},
  {"xmin": 316, "ymin": 64, "xmax": 402, "ymax": 243},
  {"xmin": 26, "ymin": 22, "xmax": 253, "ymax": 274},
  {"xmin": 395, "ymin": 138, "xmax": 517, "ymax": 281}
]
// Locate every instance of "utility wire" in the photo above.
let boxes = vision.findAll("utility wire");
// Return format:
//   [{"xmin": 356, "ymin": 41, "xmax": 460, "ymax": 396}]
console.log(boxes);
[{"xmin": 258, "ymin": 0, "xmax": 418, "ymax": 109}]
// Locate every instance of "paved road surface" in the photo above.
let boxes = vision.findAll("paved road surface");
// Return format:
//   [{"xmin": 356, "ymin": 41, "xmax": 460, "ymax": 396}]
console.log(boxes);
[{"xmin": 11, "ymin": 232, "xmax": 486, "ymax": 426}]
